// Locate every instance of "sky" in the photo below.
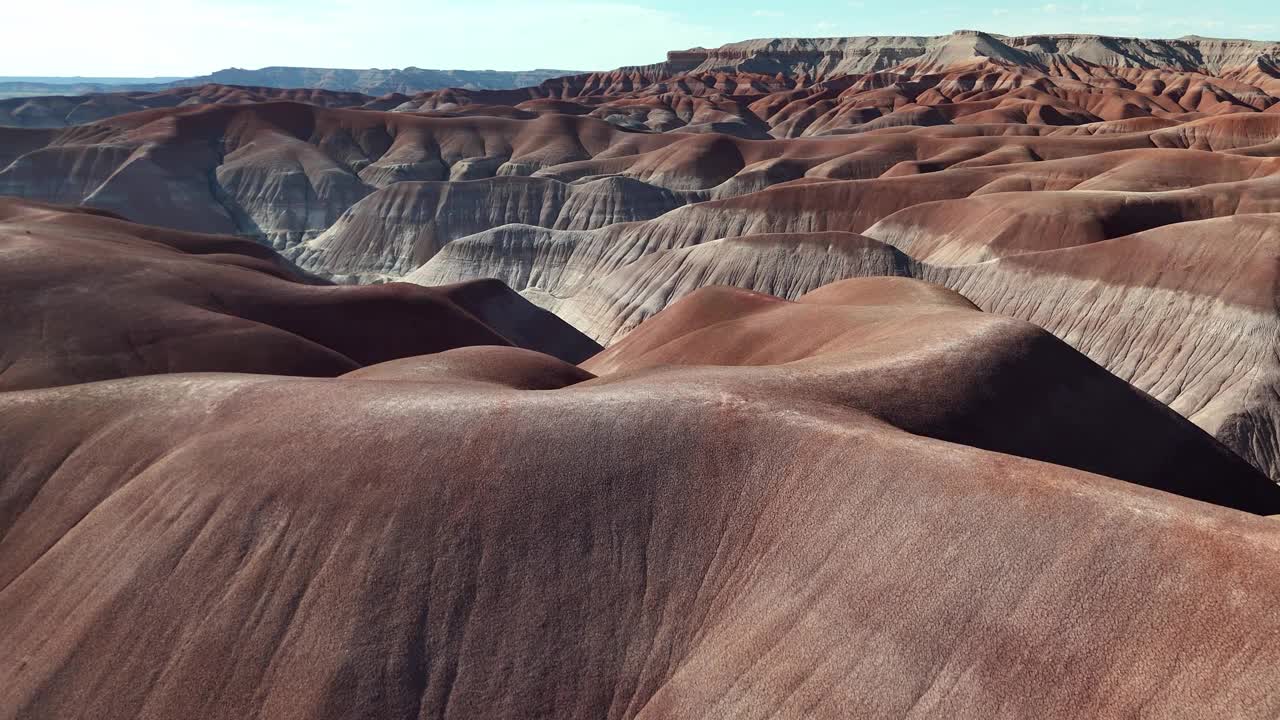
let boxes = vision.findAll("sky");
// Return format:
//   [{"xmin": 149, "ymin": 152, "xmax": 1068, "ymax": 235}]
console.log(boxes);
[{"xmin": 3, "ymin": 0, "xmax": 1275, "ymax": 77}]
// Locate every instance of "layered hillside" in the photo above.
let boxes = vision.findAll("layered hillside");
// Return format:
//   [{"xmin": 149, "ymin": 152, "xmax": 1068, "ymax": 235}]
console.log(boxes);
[
  {"xmin": 6, "ymin": 224, "xmax": 1280, "ymax": 715},
  {"xmin": 5, "ymin": 33, "xmax": 1280, "ymax": 479},
  {"xmin": 8, "ymin": 31, "xmax": 1280, "ymax": 713}
]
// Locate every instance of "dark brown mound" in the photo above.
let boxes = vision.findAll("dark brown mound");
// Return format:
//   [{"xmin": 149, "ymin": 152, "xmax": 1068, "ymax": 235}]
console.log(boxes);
[{"xmin": 0, "ymin": 199, "xmax": 598, "ymax": 390}]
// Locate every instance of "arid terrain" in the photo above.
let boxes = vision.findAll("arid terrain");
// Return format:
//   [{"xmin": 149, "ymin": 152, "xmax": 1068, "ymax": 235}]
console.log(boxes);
[{"xmin": 5, "ymin": 30, "xmax": 1280, "ymax": 718}]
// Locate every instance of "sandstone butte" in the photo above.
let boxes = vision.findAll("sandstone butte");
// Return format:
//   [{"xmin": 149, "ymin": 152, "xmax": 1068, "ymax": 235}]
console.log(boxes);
[{"xmin": 5, "ymin": 30, "xmax": 1280, "ymax": 718}]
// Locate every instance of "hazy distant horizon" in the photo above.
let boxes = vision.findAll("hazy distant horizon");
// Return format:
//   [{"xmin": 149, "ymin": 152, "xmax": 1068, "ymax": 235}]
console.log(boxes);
[
  {"xmin": 3, "ymin": 0, "xmax": 1275, "ymax": 77},
  {"xmin": 0, "ymin": 76, "xmax": 187, "ymax": 84},
  {"xmin": 0, "ymin": 67, "xmax": 579, "ymax": 84}
]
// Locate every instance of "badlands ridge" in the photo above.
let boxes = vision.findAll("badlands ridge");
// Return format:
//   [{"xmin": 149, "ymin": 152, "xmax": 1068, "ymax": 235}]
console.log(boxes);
[{"xmin": 4, "ymin": 31, "xmax": 1280, "ymax": 717}]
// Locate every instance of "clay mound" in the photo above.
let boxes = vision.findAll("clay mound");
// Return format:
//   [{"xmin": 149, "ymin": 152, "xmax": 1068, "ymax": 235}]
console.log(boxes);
[
  {"xmin": 584, "ymin": 278, "xmax": 1277, "ymax": 511},
  {"xmin": 3, "ymin": 88, "xmax": 1275, "ymax": 272},
  {"xmin": 343, "ymin": 345, "xmax": 595, "ymax": 389},
  {"xmin": 788, "ymin": 273, "xmax": 975, "ymax": 308},
  {"xmin": 425, "ymin": 147, "xmax": 1278, "ymax": 327},
  {"xmin": 1151, "ymin": 113, "xmax": 1280, "ymax": 151},
  {"xmin": 290, "ymin": 174, "xmax": 689, "ymax": 280},
  {"xmin": 863, "ymin": 162, "xmax": 1280, "ymax": 265},
  {"xmin": 0, "ymin": 198, "xmax": 598, "ymax": 390},
  {"xmin": 5, "ymin": 276, "xmax": 1280, "ymax": 718},
  {"xmin": 936, "ymin": 214, "xmax": 1280, "ymax": 479},
  {"xmin": 402, "ymin": 222, "xmax": 598, "ymax": 298},
  {"xmin": 556, "ymin": 232, "xmax": 919, "ymax": 341},
  {"xmin": 436, "ymin": 278, "xmax": 601, "ymax": 363},
  {"xmin": 0, "ymin": 102, "xmax": 707, "ymax": 249},
  {"xmin": 528, "ymin": 200, "xmax": 1280, "ymax": 482}
]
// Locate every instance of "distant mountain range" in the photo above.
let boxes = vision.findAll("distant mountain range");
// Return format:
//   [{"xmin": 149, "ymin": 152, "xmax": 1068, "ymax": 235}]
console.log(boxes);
[
  {"xmin": 0, "ymin": 75, "xmax": 186, "ymax": 84},
  {"xmin": 0, "ymin": 76, "xmax": 186, "ymax": 98},
  {"xmin": 182, "ymin": 67, "xmax": 580, "ymax": 95},
  {"xmin": 0, "ymin": 67, "xmax": 579, "ymax": 99}
]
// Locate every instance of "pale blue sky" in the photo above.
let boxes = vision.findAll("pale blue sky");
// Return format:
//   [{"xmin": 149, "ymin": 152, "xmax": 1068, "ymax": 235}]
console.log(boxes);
[{"xmin": 4, "ymin": 0, "xmax": 1275, "ymax": 76}]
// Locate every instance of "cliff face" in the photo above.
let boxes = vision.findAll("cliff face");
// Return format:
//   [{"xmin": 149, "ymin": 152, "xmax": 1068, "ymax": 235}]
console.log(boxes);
[{"xmin": 649, "ymin": 32, "xmax": 1280, "ymax": 79}]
